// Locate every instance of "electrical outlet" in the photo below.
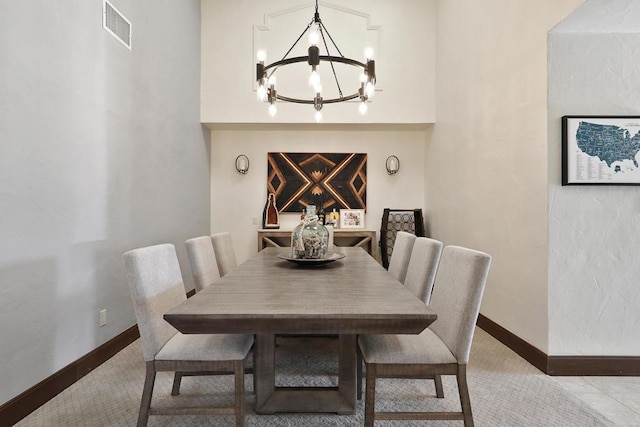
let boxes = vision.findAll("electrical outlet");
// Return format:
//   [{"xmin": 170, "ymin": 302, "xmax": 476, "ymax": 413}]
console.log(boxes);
[
  {"xmin": 252, "ymin": 216, "xmax": 258, "ymax": 225},
  {"xmin": 99, "ymin": 309, "xmax": 107, "ymax": 327}
]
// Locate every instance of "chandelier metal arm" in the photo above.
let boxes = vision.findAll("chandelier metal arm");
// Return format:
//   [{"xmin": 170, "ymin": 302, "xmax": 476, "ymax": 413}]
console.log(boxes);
[
  {"xmin": 277, "ymin": 19, "xmax": 314, "ymax": 65},
  {"xmin": 263, "ymin": 55, "xmax": 367, "ymax": 73},
  {"xmin": 262, "ymin": 55, "xmax": 370, "ymax": 105},
  {"xmin": 318, "ymin": 21, "xmax": 344, "ymax": 59},
  {"xmin": 276, "ymin": 92, "xmax": 360, "ymax": 104},
  {"xmin": 317, "ymin": 23, "xmax": 344, "ymax": 98}
]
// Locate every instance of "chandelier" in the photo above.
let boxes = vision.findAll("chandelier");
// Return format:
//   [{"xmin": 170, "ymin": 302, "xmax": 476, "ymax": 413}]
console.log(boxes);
[{"xmin": 256, "ymin": 0, "xmax": 376, "ymax": 122}]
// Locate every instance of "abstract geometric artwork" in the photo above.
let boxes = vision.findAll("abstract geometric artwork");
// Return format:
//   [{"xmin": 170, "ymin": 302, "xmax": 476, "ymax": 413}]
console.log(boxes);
[{"xmin": 267, "ymin": 152, "xmax": 367, "ymax": 213}]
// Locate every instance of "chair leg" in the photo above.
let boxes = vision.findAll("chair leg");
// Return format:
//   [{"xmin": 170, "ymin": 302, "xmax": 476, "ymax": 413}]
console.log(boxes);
[
  {"xmin": 356, "ymin": 347, "xmax": 363, "ymax": 400},
  {"xmin": 171, "ymin": 372, "xmax": 183, "ymax": 396},
  {"xmin": 434, "ymin": 374, "xmax": 444, "ymax": 398},
  {"xmin": 138, "ymin": 361, "xmax": 156, "ymax": 427},
  {"xmin": 456, "ymin": 364, "xmax": 474, "ymax": 427},
  {"xmin": 364, "ymin": 363, "xmax": 377, "ymax": 427},
  {"xmin": 252, "ymin": 339, "xmax": 257, "ymax": 394},
  {"xmin": 234, "ymin": 360, "xmax": 245, "ymax": 427}
]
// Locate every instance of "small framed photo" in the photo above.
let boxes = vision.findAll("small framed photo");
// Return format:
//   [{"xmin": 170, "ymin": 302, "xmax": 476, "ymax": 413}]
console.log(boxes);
[{"xmin": 340, "ymin": 209, "xmax": 365, "ymax": 229}]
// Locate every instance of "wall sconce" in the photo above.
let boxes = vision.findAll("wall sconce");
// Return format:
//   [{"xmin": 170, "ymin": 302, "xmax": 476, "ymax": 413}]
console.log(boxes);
[
  {"xmin": 235, "ymin": 154, "xmax": 250, "ymax": 174},
  {"xmin": 385, "ymin": 155, "xmax": 400, "ymax": 175}
]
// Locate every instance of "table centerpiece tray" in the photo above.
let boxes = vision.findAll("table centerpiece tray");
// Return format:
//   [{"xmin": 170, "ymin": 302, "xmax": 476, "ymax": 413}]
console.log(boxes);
[{"xmin": 277, "ymin": 252, "xmax": 345, "ymax": 266}]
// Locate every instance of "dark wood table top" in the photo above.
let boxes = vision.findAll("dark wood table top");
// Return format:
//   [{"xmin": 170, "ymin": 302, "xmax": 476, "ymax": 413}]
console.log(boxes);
[{"xmin": 164, "ymin": 247, "xmax": 436, "ymax": 335}]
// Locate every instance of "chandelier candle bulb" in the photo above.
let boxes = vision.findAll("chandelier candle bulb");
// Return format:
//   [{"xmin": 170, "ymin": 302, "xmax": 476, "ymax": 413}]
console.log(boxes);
[
  {"xmin": 257, "ymin": 84, "xmax": 267, "ymax": 102},
  {"xmin": 309, "ymin": 28, "xmax": 319, "ymax": 46},
  {"xmin": 365, "ymin": 82, "xmax": 375, "ymax": 98},
  {"xmin": 309, "ymin": 68, "xmax": 320, "ymax": 89},
  {"xmin": 364, "ymin": 47, "xmax": 375, "ymax": 60}
]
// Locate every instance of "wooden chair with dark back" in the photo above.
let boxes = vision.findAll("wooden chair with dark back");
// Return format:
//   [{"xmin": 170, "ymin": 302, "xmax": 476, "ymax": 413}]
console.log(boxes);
[{"xmin": 379, "ymin": 208, "xmax": 426, "ymax": 269}]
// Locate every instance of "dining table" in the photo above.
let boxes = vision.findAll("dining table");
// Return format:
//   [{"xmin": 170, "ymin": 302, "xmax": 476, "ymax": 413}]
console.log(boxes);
[{"xmin": 164, "ymin": 246, "xmax": 436, "ymax": 415}]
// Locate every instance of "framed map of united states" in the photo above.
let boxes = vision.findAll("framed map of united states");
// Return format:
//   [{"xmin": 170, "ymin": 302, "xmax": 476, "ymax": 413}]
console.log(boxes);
[{"xmin": 562, "ymin": 115, "xmax": 640, "ymax": 185}]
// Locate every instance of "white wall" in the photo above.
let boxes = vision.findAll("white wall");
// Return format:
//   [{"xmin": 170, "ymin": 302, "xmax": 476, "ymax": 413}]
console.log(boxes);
[
  {"xmin": 201, "ymin": 0, "xmax": 436, "ymax": 124},
  {"xmin": 548, "ymin": 0, "xmax": 640, "ymax": 355},
  {"xmin": 209, "ymin": 125, "xmax": 428, "ymax": 264},
  {"xmin": 0, "ymin": 0, "xmax": 209, "ymax": 405},
  {"xmin": 429, "ymin": 0, "xmax": 584, "ymax": 353}
]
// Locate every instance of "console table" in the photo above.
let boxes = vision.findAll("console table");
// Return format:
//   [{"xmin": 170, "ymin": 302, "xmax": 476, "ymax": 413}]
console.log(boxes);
[{"xmin": 258, "ymin": 228, "xmax": 377, "ymax": 259}]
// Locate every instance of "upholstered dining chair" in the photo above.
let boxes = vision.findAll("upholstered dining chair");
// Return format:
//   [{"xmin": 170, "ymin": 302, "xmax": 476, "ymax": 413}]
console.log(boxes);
[
  {"xmin": 404, "ymin": 237, "xmax": 443, "ymax": 304},
  {"xmin": 185, "ymin": 235, "xmax": 220, "ymax": 292},
  {"xmin": 211, "ymin": 232, "xmax": 238, "ymax": 277},
  {"xmin": 379, "ymin": 208, "xmax": 426, "ymax": 269},
  {"xmin": 123, "ymin": 244, "xmax": 253, "ymax": 426},
  {"xmin": 358, "ymin": 245, "xmax": 491, "ymax": 427},
  {"xmin": 403, "ymin": 236, "xmax": 446, "ymax": 397},
  {"xmin": 386, "ymin": 231, "xmax": 417, "ymax": 284},
  {"xmin": 357, "ymin": 236, "xmax": 444, "ymax": 401}
]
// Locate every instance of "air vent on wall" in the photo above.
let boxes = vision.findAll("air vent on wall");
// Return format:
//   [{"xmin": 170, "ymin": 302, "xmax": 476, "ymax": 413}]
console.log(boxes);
[{"xmin": 103, "ymin": 0, "xmax": 131, "ymax": 50}]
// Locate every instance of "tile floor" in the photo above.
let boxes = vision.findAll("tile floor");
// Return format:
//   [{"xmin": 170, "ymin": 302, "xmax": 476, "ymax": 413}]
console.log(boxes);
[{"xmin": 553, "ymin": 376, "xmax": 640, "ymax": 426}]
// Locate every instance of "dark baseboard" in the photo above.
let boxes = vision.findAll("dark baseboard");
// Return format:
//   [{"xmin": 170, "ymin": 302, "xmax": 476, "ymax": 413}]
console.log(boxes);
[
  {"xmin": 477, "ymin": 314, "xmax": 548, "ymax": 373},
  {"xmin": 0, "ymin": 325, "xmax": 139, "ymax": 426},
  {"xmin": 477, "ymin": 313, "xmax": 640, "ymax": 376},
  {"xmin": 547, "ymin": 356, "xmax": 640, "ymax": 376}
]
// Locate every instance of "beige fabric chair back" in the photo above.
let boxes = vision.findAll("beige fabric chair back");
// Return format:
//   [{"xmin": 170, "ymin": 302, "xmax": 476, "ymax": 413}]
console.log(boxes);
[
  {"xmin": 123, "ymin": 244, "xmax": 186, "ymax": 361},
  {"xmin": 429, "ymin": 245, "xmax": 491, "ymax": 364},
  {"xmin": 387, "ymin": 231, "xmax": 417, "ymax": 283},
  {"xmin": 404, "ymin": 237, "xmax": 443, "ymax": 304},
  {"xmin": 185, "ymin": 236, "xmax": 220, "ymax": 292},
  {"xmin": 210, "ymin": 232, "xmax": 238, "ymax": 277}
]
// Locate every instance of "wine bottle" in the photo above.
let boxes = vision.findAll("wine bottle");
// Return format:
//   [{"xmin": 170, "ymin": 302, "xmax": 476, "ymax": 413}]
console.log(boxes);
[{"xmin": 263, "ymin": 193, "xmax": 279, "ymax": 229}]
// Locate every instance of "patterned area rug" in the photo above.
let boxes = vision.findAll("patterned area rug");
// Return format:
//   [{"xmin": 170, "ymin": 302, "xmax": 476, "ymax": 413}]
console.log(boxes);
[{"xmin": 17, "ymin": 328, "xmax": 613, "ymax": 426}]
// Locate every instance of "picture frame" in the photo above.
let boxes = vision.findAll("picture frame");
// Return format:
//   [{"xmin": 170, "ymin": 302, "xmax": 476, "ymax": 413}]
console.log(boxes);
[
  {"xmin": 267, "ymin": 152, "xmax": 367, "ymax": 212},
  {"xmin": 562, "ymin": 115, "xmax": 640, "ymax": 185},
  {"xmin": 340, "ymin": 209, "xmax": 365, "ymax": 229}
]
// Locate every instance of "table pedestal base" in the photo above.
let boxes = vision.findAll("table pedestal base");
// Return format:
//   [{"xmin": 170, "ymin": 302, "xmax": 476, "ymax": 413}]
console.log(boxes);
[{"xmin": 254, "ymin": 334, "xmax": 357, "ymax": 414}]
